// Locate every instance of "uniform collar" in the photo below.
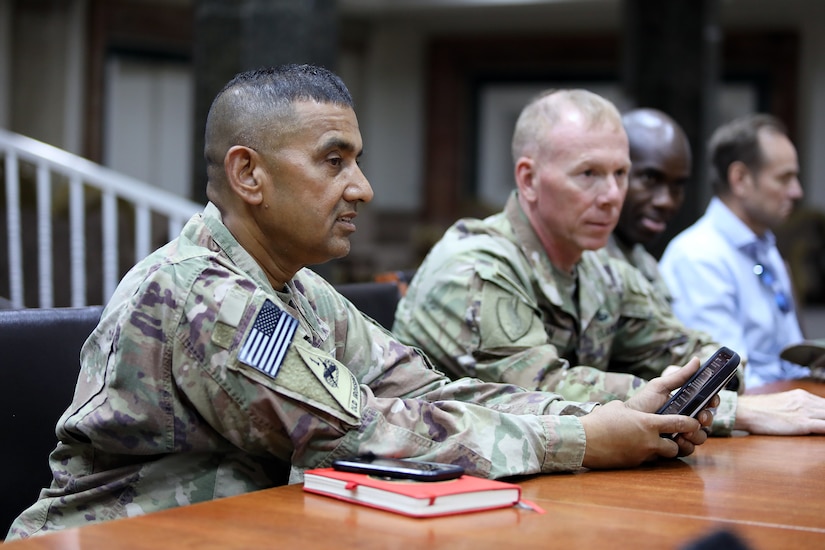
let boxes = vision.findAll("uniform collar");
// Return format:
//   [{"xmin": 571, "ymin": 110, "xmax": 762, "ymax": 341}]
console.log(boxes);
[
  {"xmin": 707, "ymin": 196, "xmax": 777, "ymax": 254},
  {"xmin": 503, "ymin": 191, "xmax": 569, "ymax": 307},
  {"xmin": 199, "ymin": 202, "xmax": 278, "ymax": 294}
]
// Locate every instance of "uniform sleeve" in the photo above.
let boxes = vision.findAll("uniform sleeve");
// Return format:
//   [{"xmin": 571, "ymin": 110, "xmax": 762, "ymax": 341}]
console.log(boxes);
[
  {"xmin": 395, "ymin": 249, "xmax": 745, "ymax": 421},
  {"xmin": 710, "ymin": 391, "xmax": 737, "ymax": 436},
  {"xmin": 174, "ymin": 271, "xmax": 591, "ymax": 482},
  {"xmin": 620, "ymin": 253, "xmax": 740, "ymax": 435},
  {"xmin": 598, "ymin": 261, "xmax": 722, "ymax": 377},
  {"xmin": 595, "ymin": 261, "xmax": 744, "ymax": 430}
]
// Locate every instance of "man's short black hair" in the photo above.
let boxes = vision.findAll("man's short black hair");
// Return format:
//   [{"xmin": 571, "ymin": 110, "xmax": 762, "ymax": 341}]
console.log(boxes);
[{"xmin": 218, "ymin": 64, "xmax": 353, "ymax": 111}]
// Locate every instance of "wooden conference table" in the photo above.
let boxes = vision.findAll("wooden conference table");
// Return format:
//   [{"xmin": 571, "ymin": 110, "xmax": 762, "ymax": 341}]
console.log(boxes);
[{"xmin": 5, "ymin": 380, "xmax": 825, "ymax": 549}]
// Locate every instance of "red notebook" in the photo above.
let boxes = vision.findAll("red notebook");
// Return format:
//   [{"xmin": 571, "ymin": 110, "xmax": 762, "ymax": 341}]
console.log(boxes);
[{"xmin": 302, "ymin": 468, "xmax": 523, "ymax": 518}]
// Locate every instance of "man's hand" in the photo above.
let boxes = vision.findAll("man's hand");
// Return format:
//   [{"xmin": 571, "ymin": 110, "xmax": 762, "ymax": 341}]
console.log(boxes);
[
  {"xmin": 625, "ymin": 357, "xmax": 721, "ymax": 417},
  {"xmin": 579, "ymin": 357, "xmax": 716, "ymax": 469},
  {"xmin": 736, "ymin": 390, "xmax": 825, "ymax": 434}
]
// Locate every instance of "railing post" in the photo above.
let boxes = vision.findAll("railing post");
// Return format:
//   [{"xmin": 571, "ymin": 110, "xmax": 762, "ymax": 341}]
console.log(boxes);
[
  {"xmin": 168, "ymin": 217, "xmax": 185, "ymax": 243},
  {"xmin": 135, "ymin": 204, "xmax": 151, "ymax": 263},
  {"xmin": 102, "ymin": 191, "xmax": 118, "ymax": 304},
  {"xmin": 36, "ymin": 162, "xmax": 54, "ymax": 308},
  {"xmin": 69, "ymin": 174, "xmax": 86, "ymax": 307},
  {"xmin": 5, "ymin": 151, "xmax": 24, "ymax": 308}
]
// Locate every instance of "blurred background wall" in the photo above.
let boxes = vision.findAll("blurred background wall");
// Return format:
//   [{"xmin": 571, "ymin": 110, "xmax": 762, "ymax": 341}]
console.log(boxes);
[{"xmin": 1, "ymin": 0, "xmax": 824, "ymax": 326}]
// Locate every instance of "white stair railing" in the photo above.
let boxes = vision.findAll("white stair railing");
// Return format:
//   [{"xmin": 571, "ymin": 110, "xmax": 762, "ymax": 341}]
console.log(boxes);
[{"xmin": 1, "ymin": 128, "xmax": 203, "ymax": 308}]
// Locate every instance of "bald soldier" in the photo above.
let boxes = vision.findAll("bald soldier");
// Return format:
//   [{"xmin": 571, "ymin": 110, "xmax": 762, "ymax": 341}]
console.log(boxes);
[
  {"xmin": 395, "ymin": 90, "xmax": 726, "ymax": 405},
  {"xmin": 7, "ymin": 67, "xmax": 715, "ymax": 540},
  {"xmin": 605, "ymin": 108, "xmax": 692, "ymax": 302}
]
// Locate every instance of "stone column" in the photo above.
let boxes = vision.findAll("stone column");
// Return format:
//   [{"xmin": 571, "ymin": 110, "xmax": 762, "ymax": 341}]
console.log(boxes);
[
  {"xmin": 191, "ymin": 0, "xmax": 339, "ymax": 203},
  {"xmin": 622, "ymin": 0, "xmax": 722, "ymax": 258}
]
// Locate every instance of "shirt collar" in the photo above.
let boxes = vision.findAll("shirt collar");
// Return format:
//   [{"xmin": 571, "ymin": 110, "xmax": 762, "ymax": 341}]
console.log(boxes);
[{"xmin": 706, "ymin": 196, "xmax": 777, "ymax": 254}]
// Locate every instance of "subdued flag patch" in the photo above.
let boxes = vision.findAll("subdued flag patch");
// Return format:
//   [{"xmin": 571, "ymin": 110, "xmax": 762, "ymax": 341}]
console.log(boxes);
[{"xmin": 238, "ymin": 299, "xmax": 298, "ymax": 377}]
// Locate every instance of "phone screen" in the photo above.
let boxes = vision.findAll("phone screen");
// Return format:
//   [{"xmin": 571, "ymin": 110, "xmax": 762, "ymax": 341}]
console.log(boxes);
[
  {"xmin": 657, "ymin": 347, "xmax": 739, "ymax": 416},
  {"xmin": 656, "ymin": 346, "xmax": 740, "ymax": 439}
]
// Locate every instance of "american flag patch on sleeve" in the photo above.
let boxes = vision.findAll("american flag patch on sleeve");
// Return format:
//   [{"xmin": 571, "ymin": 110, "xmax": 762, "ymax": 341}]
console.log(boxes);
[{"xmin": 238, "ymin": 299, "xmax": 299, "ymax": 378}]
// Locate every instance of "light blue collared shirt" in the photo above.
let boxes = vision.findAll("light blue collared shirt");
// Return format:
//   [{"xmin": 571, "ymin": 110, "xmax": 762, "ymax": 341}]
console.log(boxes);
[{"xmin": 659, "ymin": 197, "xmax": 810, "ymax": 388}]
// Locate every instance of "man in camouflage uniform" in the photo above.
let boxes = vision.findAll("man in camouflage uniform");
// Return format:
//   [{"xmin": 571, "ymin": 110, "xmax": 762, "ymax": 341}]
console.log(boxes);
[
  {"xmin": 604, "ymin": 109, "xmax": 689, "ymax": 303},
  {"xmin": 6, "ymin": 66, "xmax": 714, "ymax": 540},
  {"xmin": 394, "ymin": 91, "xmax": 825, "ymax": 438}
]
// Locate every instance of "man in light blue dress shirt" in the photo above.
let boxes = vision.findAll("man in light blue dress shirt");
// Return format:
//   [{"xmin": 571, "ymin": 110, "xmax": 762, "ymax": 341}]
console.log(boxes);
[{"xmin": 659, "ymin": 114, "xmax": 810, "ymax": 388}]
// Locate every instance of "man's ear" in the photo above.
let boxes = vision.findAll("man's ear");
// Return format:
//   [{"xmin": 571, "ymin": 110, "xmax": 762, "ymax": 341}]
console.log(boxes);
[
  {"xmin": 514, "ymin": 156, "xmax": 537, "ymax": 202},
  {"xmin": 224, "ymin": 145, "xmax": 264, "ymax": 206},
  {"xmin": 728, "ymin": 161, "xmax": 753, "ymax": 197}
]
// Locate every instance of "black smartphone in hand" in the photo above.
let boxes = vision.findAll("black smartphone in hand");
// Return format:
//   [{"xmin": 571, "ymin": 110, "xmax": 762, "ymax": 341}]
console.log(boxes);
[
  {"xmin": 657, "ymin": 346, "xmax": 741, "ymax": 439},
  {"xmin": 331, "ymin": 455, "xmax": 465, "ymax": 482}
]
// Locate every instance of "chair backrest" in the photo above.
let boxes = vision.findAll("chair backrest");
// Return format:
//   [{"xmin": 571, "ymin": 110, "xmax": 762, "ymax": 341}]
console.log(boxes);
[
  {"xmin": 335, "ymin": 282, "xmax": 401, "ymax": 331},
  {"xmin": 0, "ymin": 305, "xmax": 103, "ymax": 537}
]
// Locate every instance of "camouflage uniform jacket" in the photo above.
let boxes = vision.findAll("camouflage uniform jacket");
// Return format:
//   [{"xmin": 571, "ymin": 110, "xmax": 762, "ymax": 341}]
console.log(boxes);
[
  {"xmin": 604, "ymin": 234, "xmax": 673, "ymax": 304},
  {"xmin": 394, "ymin": 193, "xmax": 737, "ymax": 429},
  {"xmin": 7, "ymin": 203, "xmax": 595, "ymax": 540}
]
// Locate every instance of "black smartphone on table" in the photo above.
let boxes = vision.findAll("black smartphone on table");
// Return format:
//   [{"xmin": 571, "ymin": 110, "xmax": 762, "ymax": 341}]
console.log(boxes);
[
  {"xmin": 656, "ymin": 346, "xmax": 741, "ymax": 439},
  {"xmin": 331, "ymin": 455, "xmax": 465, "ymax": 482}
]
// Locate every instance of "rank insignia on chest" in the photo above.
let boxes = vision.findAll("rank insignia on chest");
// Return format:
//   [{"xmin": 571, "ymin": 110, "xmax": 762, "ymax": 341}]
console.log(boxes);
[{"xmin": 238, "ymin": 299, "xmax": 299, "ymax": 378}]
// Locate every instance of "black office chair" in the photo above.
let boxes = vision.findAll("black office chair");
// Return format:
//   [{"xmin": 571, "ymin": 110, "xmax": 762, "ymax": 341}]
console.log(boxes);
[
  {"xmin": 0, "ymin": 305, "xmax": 104, "ymax": 538},
  {"xmin": 335, "ymin": 282, "xmax": 402, "ymax": 331}
]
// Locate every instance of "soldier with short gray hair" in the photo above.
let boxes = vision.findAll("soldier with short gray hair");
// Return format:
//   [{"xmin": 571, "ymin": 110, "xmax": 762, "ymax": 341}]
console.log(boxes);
[{"xmin": 394, "ymin": 92, "xmax": 825, "ymax": 439}]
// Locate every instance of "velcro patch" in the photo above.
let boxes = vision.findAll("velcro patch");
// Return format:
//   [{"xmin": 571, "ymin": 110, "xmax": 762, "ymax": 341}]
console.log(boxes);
[{"xmin": 213, "ymin": 287, "xmax": 249, "ymax": 349}]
